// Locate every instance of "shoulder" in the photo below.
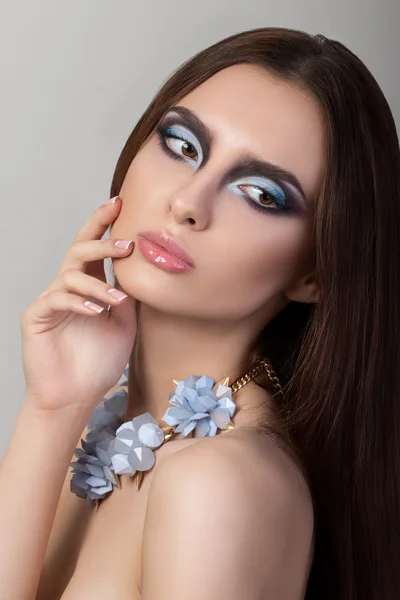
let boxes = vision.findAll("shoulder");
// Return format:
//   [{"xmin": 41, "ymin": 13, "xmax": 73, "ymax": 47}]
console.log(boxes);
[{"xmin": 141, "ymin": 432, "xmax": 314, "ymax": 599}]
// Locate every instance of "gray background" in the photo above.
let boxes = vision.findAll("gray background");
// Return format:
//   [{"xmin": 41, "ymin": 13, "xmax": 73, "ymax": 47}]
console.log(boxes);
[{"xmin": 0, "ymin": 0, "xmax": 399, "ymax": 458}]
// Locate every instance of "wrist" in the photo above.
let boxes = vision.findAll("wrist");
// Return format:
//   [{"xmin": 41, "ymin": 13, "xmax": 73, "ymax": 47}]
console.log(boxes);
[{"xmin": 21, "ymin": 393, "xmax": 94, "ymax": 435}]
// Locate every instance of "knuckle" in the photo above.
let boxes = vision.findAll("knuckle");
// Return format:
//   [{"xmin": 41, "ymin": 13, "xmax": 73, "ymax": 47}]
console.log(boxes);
[
  {"xmin": 71, "ymin": 233, "xmax": 81, "ymax": 246},
  {"xmin": 69, "ymin": 239, "xmax": 82, "ymax": 256},
  {"xmin": 61, "ymin": 267, "xmax": 79, "ymax": 284},
  {"xmin": 73, "ymin": 226, "xmax": 86, "ymax": 241},
  {"xmin": 99, "ymin": 238, "xmax": 116, "ymax": 254},
  {"xmin": 38, "ymin": 287, "xmax": 52, "ymax": 298},
  {"xmin": 46, "ymin": 289, "xmax": 59, "ymax": 300},
  {"xmin": 108, "ymin": 238, "xmax": 119, "ymax": 250}
]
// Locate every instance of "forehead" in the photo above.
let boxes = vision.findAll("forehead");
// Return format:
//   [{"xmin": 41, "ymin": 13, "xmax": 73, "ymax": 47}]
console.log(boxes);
[{"xmin": 177, "ymin": 64, "xmax": 326, "ymax": 204}]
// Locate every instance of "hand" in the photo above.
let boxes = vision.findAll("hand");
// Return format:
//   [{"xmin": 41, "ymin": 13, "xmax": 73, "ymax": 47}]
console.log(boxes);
[{"xmin": 20, "ymin": 196, "xmax": 137, "ymax": 414}]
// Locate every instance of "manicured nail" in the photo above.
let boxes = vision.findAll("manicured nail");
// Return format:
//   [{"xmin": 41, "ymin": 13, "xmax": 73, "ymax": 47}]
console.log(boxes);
[
  {"xmin": 102, "ymin": 196, "xmax": 119, "ymax": 206},
  {"xmin": 108, "ymin": 288, "xmax": 128, "ymax": 301},
  {"xmin": 84, "ymin": 301, "xmax": 104, "ymax": 313},
  {"xmin": 115, "ymin": 240, "xmax": 133, "ymax": 249}
]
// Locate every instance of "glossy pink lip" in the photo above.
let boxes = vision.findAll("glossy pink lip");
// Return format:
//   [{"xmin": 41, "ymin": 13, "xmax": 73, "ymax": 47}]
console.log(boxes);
[{"xmin": 137, "ymin": 230, "xmax": 196, "ymax": 272}]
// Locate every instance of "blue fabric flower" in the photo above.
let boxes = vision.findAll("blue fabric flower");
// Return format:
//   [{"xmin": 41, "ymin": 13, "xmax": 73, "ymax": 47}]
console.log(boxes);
[
  {"xmin": 162, "ymin": 374, "xmax": 236, "ymax": 437},
  {"xmin": 108, "ymin": 412, "xmax": 165, "ymax": 476},
  {"xmin": 70, "ymin": 387, "xmax": 128, "ymax": 504},
  {"xmin": 70, "ymin": 429, "xmax": 119, "ymax": 504},
  {"xmin": 87, "ymin": 388, "xmax": 128, "ymax": 433},
  {"xmin": 70, "ymin": 366, "xmax": 237, "ymax": 504}
]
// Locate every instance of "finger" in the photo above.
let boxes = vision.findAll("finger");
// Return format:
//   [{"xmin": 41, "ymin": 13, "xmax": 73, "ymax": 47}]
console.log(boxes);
[
  {"xmin": 57, "ymin": 238, "xmax": 134, "ymax": 284},
  {"xmin": 56, "ymin": 195, "xmax": 123, "ymax": 283},
  {"xmin": 73, "ymin": 195, "xmax": 121, "ymax": 244},
  {"xmin": 37, "ymin": 269, "xmax": 129, "ymax": 311},
  {"xmin": 21, "ymin": 289, "xmax": 106, "ymax": 329}
]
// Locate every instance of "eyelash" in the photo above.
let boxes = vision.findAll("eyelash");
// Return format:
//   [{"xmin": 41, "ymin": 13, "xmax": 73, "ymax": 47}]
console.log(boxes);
[{"xmin": 155, "ymin": 124, "xmax": 292, "ymax": 215}]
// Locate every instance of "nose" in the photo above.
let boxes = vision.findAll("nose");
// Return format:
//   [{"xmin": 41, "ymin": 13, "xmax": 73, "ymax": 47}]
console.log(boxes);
[{"xmin": 167, "ymin": 178, "xmax": 213, "ymax": 231}]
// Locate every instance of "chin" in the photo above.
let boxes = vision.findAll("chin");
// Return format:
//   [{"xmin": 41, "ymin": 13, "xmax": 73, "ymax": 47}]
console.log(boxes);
[
  {"xmin": 113, "ymin": 254, "xmax": 197, "ymax": 316},
  {"xmin": 112, "ymin": 252, "xmax": 252, "ymax": 321}
]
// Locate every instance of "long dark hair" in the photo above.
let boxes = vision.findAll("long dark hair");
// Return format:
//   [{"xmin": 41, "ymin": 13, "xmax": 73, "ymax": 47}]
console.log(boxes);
[{"xmin": 110, "ymin": 27, "xmax": 400, "ymax": 599}]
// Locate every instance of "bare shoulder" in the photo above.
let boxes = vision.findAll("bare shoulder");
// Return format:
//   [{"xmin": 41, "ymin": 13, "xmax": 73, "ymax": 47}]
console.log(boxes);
[{"xmin": 141, "ymin": 430, "xmax": 315, "ymax": 599}]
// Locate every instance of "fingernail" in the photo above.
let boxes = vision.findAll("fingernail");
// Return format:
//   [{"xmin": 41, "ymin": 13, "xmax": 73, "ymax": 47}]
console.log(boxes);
[
  {"xmin": 102, "ymin": 196, "xmax": 119, "ymax": 206},
  {"xmin": 84, "ymin": 301, "xmax": 105, "ymax": 313},
  {"xmin": 115, "ymin": 240, "xmax": 133, "ymax": 249},
  {"xmin": 108, "ymin": 288, "xmax": 128, "ymax": 301}
]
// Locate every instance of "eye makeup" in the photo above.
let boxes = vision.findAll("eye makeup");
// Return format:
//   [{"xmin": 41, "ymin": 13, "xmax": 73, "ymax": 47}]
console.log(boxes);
[
  {"xmin": 155, "ymin": 106, "xmax": 309, "ymax": 216},
  {"xmin": 229, "ymin": 177, "xmax": 291, "ymax": 215},
  {"xmin": 156, "ymin": 123, "xmax": 203, "ymax": 171}
]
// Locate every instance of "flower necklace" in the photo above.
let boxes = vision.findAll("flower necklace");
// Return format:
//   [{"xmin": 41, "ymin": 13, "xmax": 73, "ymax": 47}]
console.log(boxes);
[{"xmin": 70, "ymin": 357, "xmax": 283, "ymax": 509}]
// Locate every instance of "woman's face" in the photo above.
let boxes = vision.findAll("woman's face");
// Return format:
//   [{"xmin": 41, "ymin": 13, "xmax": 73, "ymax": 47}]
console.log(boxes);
[{"xmin": 112, "ymin": 64, "xmax": 325, "ymax": 322}]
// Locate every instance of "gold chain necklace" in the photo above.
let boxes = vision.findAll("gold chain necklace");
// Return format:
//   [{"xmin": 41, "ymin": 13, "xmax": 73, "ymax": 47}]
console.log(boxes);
[{"xmin": 230, "ymin": 357, "xmax": 283, "ymax": 395}]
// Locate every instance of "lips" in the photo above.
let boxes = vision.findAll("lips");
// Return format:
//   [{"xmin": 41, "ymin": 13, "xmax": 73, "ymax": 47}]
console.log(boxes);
[{"xmin": 137, "ymin": 230, "xmax": 196, "ymax": 268}]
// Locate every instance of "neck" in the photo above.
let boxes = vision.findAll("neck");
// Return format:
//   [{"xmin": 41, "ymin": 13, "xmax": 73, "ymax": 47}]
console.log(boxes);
[{"xmin": 124, "ymin": 303, "xmax": 279, "ymax": 431}]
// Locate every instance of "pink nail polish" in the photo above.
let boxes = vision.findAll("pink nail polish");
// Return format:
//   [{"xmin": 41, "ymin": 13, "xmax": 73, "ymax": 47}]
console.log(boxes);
[
  {"xmin": 84, "ymin": 301, "xmax": 104, "ymax": 313},
  {"xmin": 115, "ymin": 240, "xmax": 133, "ymax": 249},
  {"xmin": 102, "ymin": 196, "xmax": 119, "ymax": 206}
]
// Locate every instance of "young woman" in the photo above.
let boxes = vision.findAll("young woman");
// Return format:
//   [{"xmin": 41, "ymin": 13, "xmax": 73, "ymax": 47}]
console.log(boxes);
[{"xmin": 0, "ymin": 26, "xmax": 399, "ymax": 600}]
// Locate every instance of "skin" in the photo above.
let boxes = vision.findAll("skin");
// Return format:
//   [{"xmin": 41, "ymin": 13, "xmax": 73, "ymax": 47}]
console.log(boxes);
[
  {"xmin": 36, "ymin": 64, "xmax": 325, "ymax": 599},
  {"xmin": 110, "ymin": 63, "xmax": 324, "ymax": 430}
]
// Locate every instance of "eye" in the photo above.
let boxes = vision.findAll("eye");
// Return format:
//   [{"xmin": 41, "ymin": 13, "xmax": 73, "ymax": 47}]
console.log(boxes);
[
  {"xmin": 238, "ymin": 184, "xmax": 282, "ymax": 210},
  {"xmin": 166, "ymin": 136, "xmax": 198, "ymax": 160},
  {"xmin": 234, "ymin": 179, "xmax": 291, "ymax": 213},
  {"xmin": 156, "ymin": 124, "xmax": 202, "ymax": 166}
]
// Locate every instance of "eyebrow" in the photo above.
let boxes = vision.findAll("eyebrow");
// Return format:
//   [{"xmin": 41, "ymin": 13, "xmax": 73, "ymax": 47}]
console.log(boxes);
[{"xmin": 159, "ymin": 105, "xmax": 310, "ymax": 206}]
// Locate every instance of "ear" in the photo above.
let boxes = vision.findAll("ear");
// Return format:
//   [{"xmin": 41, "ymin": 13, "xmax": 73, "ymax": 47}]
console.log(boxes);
[{"xmin": 283, "ymin": 271, "xmax": 319, "ymax": 304}]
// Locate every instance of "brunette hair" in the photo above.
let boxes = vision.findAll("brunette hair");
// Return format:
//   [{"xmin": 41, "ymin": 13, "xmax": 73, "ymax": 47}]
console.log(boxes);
[{"xmin": 110, "ymin": 27, "xmax": 400, "ymax": 600}]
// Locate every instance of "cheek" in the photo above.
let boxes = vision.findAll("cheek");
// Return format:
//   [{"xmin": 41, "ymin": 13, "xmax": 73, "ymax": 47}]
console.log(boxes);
[
  {"xmin": 111, "ymin": 150, "xmax": 166, "ymax": 235},
  {"xmin": 197, "ymin": 216, "xmax": 311, "ymax": 317},
  {"xmin": 126, "ymin": 138, "xmax": 182, "ymax": 194}
]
